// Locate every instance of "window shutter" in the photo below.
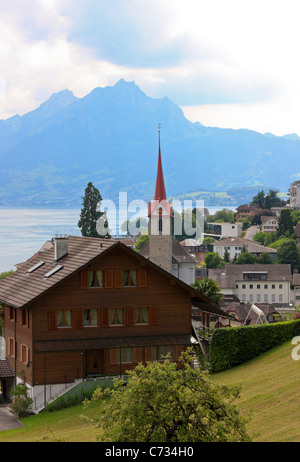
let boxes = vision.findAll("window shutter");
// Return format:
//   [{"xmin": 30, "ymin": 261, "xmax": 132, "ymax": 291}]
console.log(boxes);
[
  {"xmin": 145, "ymin": 346, "xmax": 153, "ymax": 362},
  {"xmin": 174, "ymin": 345, "xmax": 184, "ymax": 361},
  {"xmin": 149, "ymin": 306, "xmax": 158, "ymax": 325},
  {"xmin": 104, "ymin": 270, "xmax": 114, "ymax": 288},
  {"xmin": 126, "ymin": 306, "xmax": 135, "ymax": 326},
  {"xmin": 132, "ymin": 347, "xmax": 143, "ymax": 364},
  {"xmin": 48, "ymin": 311, "xmax": 57, "ymax": 330},
  {"xmin": 137, "ymin": 269, "xmax": 147, "ymax": 287},
  {"xmin": 81, "ymin": 271, "xmax": 90, "ymax": 289},
  {"xmin": 110, "ymin": 348, "xmax": 119, "ymax": 364},
  {"xmin": 75, "ymin": 310, "xmax": 83, "ymax": 329},
  {"xmin": 115, "ymin": 270, "xmax": 123, "ymax": 288},
  {"xmin": 101, "ymin": 309, "xmax": 109, "ymax": 328}
]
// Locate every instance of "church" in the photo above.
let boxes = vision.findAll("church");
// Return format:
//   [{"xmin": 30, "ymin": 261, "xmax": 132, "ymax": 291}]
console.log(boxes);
[{"xmin": 139, "ymin": 127, "xmax": 196, "ymax": 286}]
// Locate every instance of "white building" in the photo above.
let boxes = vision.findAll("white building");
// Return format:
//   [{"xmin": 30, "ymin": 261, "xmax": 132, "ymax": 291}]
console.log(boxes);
[
  {"xmin": 289, "ymin": 181, "xmax": 300, "ymax": 210},
  {"xmin": 261, "ymin": 216, "xmax": 279, "ymax": 233},
  {"xmin": 209, "ymin": 264, "xmax": 292, "ymax": 306},
  {"xmin": 206, "ymin": 222, "xmax": 242, "ymax": 239},
  {"xmin": 213, "ymin": 237, "xmax": 277, "ymax": 262}
]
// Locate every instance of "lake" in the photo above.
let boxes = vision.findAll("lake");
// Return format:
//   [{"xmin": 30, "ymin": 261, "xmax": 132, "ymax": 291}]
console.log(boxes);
[{"xmin": 0, "ymin": 206, "xmax": 236, "ymax": 273}]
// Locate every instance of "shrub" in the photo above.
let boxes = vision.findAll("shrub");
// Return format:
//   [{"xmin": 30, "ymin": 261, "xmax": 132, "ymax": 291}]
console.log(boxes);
[
  {"xmin": 10, "ymin": 373, "xmax": 33, "ymax": 417},
  {"xmin": 210, "ymin": 320, "xmax": 300, "ymax": 372}
]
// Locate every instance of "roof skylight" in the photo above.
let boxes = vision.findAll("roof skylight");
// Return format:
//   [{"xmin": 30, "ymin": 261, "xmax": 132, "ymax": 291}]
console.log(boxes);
[
  {"xmin": 26, "ymin": 261, "xmax": 45, "ymax": 274},
  {"xmin": 43, "ymin": 265, "xmax": 63, "ymax": 278}
]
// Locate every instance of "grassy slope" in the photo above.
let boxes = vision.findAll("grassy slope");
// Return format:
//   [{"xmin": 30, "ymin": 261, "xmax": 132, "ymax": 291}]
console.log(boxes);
[
  {"xmin": 0, "ymin": 340, "xmax": 299, "ymax": 442},
  {"xmin": 211, "ymin": 340, "xmax": 300, "ymax": 442}
]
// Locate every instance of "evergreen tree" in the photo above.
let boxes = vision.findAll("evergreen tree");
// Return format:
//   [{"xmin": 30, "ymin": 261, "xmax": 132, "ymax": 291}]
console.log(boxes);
[
  {"xmin": 78, "ymin": 182, "xmax": 110, "ymax": 238},
  {"xmin": 277, "ymin": 209, "xmax": 294, "ymax": 238},
  {"xmin": 224, "ymin": 247, "xmax": 230, "ymax": 263},
  {"xmin": 277, "ymin": 239, "xmax": 300, "ymax": 272}
]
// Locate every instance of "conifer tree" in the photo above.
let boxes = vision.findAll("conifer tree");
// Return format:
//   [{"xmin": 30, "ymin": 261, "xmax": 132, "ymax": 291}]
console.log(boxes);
[{"xmin": 78, "ymin": 182, "xmax": 110, "ymax": 238}]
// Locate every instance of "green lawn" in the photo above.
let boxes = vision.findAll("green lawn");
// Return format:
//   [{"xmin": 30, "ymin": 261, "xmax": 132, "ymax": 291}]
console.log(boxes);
[
  {"xmin": 0, "ymin": 400, "xmax": 103, "ymax": 442},
  {"xmin": 211, "ymin": 340, "xmax": 300, "ymax": 442},
  {"xmin": 1, "ymin": 340, "xmax": 299, "ymax": 442}
]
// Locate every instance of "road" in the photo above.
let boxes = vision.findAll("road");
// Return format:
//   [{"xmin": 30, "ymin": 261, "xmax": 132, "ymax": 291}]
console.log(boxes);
[{"xmin": 244, "ymin": 225, "xmax": 259, "ymax": 241}]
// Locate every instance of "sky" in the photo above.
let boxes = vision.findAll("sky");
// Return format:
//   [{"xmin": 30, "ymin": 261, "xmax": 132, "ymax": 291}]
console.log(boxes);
[{"xmin": 1, "ymin": 0, "xmax": 300, "ymax": 136}]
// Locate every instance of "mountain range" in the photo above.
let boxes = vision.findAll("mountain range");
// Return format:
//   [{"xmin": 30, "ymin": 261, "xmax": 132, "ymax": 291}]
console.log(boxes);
[{"xmin": 0, "ymin": 79, "xmax": 299, "ymax": 208}]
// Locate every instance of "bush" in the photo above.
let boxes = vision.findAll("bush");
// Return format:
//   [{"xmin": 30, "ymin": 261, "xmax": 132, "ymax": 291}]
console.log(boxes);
[
  {"xmin": 10, "ymin": 375, "xmax": 33, "ymax": 417},
  {"xmin": 210, "ymin": 320, "xmax": 300, "ymax": 372}
]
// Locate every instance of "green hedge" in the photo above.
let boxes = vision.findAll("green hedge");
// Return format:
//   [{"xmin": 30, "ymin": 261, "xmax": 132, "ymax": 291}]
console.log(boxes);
[{"xmin": 210, "ymin": 320, "xmax": 300, "ymax": 373}]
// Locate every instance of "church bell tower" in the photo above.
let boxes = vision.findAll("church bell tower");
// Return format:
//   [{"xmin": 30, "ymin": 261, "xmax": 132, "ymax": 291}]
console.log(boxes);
[{"xmin": 148, "ymin": 126, "xmax": 173, "ymax": 273}]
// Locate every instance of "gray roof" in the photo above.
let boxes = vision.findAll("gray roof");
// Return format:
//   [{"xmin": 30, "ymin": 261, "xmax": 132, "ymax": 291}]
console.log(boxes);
[
  {"xmin": 225, "ymin": 302, "xmax": 279, "ymax": 323},
  {"xmin": 213, "ymin": 237, "xmax": 277, "ymax": 254},
  {"xmin": 0, "ymin": 359, "xmax": 15, "ymax": 379},
  {"xmin": 209, "ymin": 264, "xmax": 292, "ymax": 289},
  {"xmin": 0, "ymin": 235, "xmax": 116, "ymax": 309},
  {"xmin": 140, "ymin": 238, "xmax": 196, "ymax": 264}
]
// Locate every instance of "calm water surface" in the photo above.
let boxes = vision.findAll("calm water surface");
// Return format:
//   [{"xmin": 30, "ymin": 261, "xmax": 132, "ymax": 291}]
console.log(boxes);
[{"xmin": 0, "ymin": 206, "xmax": 235, "ymax": 273}]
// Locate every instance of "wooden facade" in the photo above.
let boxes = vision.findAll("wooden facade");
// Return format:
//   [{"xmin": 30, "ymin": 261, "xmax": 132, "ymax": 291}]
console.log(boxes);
[{"xmin": 0, "ymin": 236, "xmax": 227, "ymax": 392}]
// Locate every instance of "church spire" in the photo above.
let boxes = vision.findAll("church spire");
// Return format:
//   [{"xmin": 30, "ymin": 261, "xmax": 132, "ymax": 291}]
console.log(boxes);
[{"xmin": 154, "ymin": 124, "xmax": 167, "ymax": 202}]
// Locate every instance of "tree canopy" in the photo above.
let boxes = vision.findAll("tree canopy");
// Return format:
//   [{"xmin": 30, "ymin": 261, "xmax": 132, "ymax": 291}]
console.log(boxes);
[
  {"xmin": 191, "ymin": 278, "xmax": 223, "ymax": 307},
  {"xmin": 84, "ymin": 349, "xmax": 251, "ymax": 442},
  {"xmin": 78, "ymin": 182, "xmax": 111, "ymax": 238},
  {"xmin": 251, "ymin": 189, "xmax": 284, "ymax": 209}
]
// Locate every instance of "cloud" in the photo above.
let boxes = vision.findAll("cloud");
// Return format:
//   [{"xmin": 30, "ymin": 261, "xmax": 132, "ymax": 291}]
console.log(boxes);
[{"xmin": 1, "ymin": 0, "xmax": 300, "ymax": 135}]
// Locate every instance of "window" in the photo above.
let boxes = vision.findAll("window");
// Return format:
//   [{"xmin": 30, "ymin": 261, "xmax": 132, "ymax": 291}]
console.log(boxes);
[
  {"xmin": 118, "ymin": 348, "xmax": 132, "ymax": 363},
  {"xmin": 57, "ymin": 310, "xmax": 72, "ymax": 328},
  {"xmin": 109, "ymin": 308, "xmax": 124, "ymax": 326},
  {"xmin": 8, "ymin": 337, "xmax": 15, "ymax": 357},
  {"xmin": 272, "ymin": 294, "xmax": 275, "ymax": 302},
  {"xmin": 279, "ymin": 284, "xmax": 283, "ymax": 289},
  {"xmin": 279, "ymin": 294, "xmax": 283, "ymax": 302},
  {"xmin": 83, "ymin": 309, "xmax": 98, "ymax": 327},
  {"xmin": 272, "ymin": 284, "xmax": 275, "ymax": 289},
  {"xmin": 242, "ymin": 294, "xmax": 246, "ymax": 302},
  {"xmin": 153, "ymin": 346, "xmax": 173, "ymax": 361},
  {"xmin": 264, "ymin": 294, "xmax": 268, "ymax": 302},
  {"xmin": 123, "ymin": 270, "xmax": 137, "ymax": 287},
  {"xmin": 257, "ymin": 284, "xmax": 261, "ymax": 289},
  {"xmin": 88, "ymin": 271, "xmax": 103, "ymax": 288},
  {"xmin": 249, "ymin": 294, "xmax": 253, "ymax": 302},
  {"xmin": 257, "ymin": 294, "xmax": 261, "ymax": 302},
  {"xmin": 264, "ymin": 284, "xmax": 268, "ymax": 289},
  {"xmin": 242, "ymin": 284, "xmax": 246, "ymax": 289},
  {"xmin": 249, "ymin": 284, "xmax": 253, "ymax": 289},
  {"xmin": 20, "ymin": 344, "xmax": 29, "ymax": 364},
  {"xmin": 134, "ymin": 307, "xmax": 149, "ymax": 325}
]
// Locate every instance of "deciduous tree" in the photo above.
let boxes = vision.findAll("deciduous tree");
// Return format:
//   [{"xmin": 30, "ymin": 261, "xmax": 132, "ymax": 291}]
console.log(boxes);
[{"xmin": 84, "ymin": 349, "xmax": 251, "ymax": 442}]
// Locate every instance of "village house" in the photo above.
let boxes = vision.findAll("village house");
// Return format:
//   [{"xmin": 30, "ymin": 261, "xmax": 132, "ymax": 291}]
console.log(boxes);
[
  {"xmin": 261, "ymin": 215, "xmax": 279, "ymax": 233},
  {"xmin": 208, "ymin": 263, "xmax": 292, "ymax": 306},
  {"xmin": 219, "ymin": 302, "xmax": 280, "ymax": 327},
  {"xmin": 235, "ymin": 204, "xmax": 263, "ymax": 221},
  {"xmin": 212, "ymin": 237, "xmax": 277, "ymax": 262},
  {"xmin": 179, "ymin": 239, "xmax": 207, "ymax": 266}
]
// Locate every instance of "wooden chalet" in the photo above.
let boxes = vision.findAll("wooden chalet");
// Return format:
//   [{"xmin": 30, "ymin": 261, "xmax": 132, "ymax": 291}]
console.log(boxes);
[{"xmin": 0, "ymin": 235, "xmax": 228, "ymax": 410}]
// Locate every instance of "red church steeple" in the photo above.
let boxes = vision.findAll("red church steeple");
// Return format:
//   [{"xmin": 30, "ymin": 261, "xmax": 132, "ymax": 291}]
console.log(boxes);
[
  {"xmin": 148, "ymin": 125, "xmax": 172, "ymax": 218},
  {"xmin": 154, "ymin": 126, "xmax": 167, "ymax": 201}
]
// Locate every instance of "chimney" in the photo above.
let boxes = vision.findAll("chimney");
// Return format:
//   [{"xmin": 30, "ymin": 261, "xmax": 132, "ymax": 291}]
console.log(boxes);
[{"xmin": 54, "ymin": 234, "xmax": 68, "ymax": 261}]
